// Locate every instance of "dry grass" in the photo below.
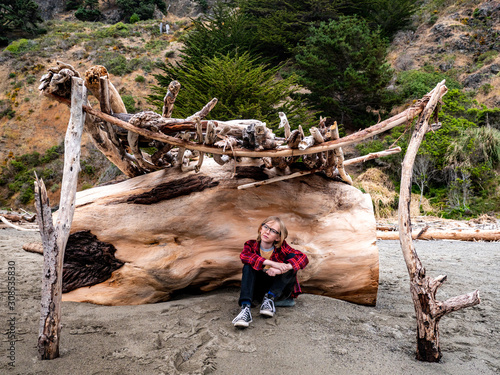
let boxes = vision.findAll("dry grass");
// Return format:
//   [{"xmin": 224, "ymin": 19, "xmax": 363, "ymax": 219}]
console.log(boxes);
[{"xmin": 355, "ymin": 168, "xmax": 435, "ymax": 219}]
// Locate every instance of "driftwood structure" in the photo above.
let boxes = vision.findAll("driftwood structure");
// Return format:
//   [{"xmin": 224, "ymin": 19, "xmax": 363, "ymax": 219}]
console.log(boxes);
[
  {"xmin": 34, "ymin": 61, "xmax": 424, "ymax": 307},
  {"xmin": 397, "ymin": 80, "xmax": 480, "ymax": 361},
  {"xmin": 38, "ymin": 62, "xmax": 429, "ymax": 182},
  {"xmin": 34, "ymin": 62, "xmax": 480, "ymax": 362}
]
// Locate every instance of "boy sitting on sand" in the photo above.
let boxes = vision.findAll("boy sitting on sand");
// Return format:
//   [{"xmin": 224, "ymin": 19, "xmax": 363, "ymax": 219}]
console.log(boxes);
[{"xmin": 232, "ymin": 216, "xmax": 309, "ymax": 328}]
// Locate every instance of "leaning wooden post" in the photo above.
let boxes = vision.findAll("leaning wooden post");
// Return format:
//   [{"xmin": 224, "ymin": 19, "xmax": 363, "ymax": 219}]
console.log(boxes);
[
  {"xmin": 35, "ymin": 77, "xmax": 86, "ymax": 359},
  {"xmin": 398, "ymin": 80, "xmax": 480, "ymax": 362}
]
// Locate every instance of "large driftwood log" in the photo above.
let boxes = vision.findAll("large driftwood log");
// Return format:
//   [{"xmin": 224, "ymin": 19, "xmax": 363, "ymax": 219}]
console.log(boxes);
[
  {"xmin": 62, "ymin": 158, "xmax": 379, "ymax": 306},
  {"xmin": 398, "ymin": 80, "xmax": 480, "ymax": 361}
]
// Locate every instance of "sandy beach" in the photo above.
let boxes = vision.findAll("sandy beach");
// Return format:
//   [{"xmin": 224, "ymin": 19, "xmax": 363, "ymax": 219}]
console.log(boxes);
[{"xmin": 1, "ymin": 227, "xmax": 499, "ymax": 374}]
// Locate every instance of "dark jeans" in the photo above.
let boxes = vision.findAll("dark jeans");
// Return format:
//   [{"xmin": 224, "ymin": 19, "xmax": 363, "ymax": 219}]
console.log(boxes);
[{"xmin": 238, "ymin": 255, "xmax": 297, "ymax": 306}]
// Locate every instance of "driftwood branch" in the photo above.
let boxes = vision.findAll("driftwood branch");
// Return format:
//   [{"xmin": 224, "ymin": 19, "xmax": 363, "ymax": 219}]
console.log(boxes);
[
  {"xmin": 237, "ymin": 146, "xmax": 402, "ymax": 190},
  {"xmin": 397, "ymin": 80, "xmax": 480, "ymax": 362},
  {"xmin": 330, "ymin": 121, "xmax": 353, "ymax": 185},
  {"xmin": 45, "ymin": 92, "xmax": 426, "ymax": 159},
  {"xmin": 36, "ymin": 77, "xmax": 86, "ymax": 360},
  {"xmin": 0, "ymin": 215, "xmax": 38, "ymax": 231},
  {"xmin": 162, "ymin": 80, "xmax": 181, "ymax": 118},
  {"xmin": 378, "ymin": 228, "xmax": 500, "ymax": 241}
]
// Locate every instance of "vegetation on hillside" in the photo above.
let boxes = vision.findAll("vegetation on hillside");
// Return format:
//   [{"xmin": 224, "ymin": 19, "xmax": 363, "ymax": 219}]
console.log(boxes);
[
  {"xmin": 0, "ymin": 0, "xmax": 44, "ymax": 46},
  {"xmin": 357, "ymin": 86, "xmax": 500, "ymax": 218},
  {"xmin": 1, "ymin": 0, "xmax": 499, "ymax": 218},
  {"xmin": 294, "ymin": 15, "xmax": 394, "ymax": 127}
]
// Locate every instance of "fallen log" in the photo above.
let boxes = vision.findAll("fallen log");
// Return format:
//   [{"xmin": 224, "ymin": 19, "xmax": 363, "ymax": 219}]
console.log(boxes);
[
  {"xmin": 0, "ymin": 216, "xmax": 38, "ymax": 231},
  {"xmin": 23, "ymin": 242, "xmax": 44, "ymax": 254},
  {"xmin": 378, "ymin": 229, "xmax": 500, "ymax": 241},
  {"xmin": 61, "ymin": 158, "xmax": 379, "ymax": 306}
]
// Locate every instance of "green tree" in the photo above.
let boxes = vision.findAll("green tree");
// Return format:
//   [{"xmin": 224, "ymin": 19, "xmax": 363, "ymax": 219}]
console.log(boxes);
[
  {"xmin": 237, "ymin": 0, "xmax": 341, "ymax": 60},
  {"xmin": 75, "ymin": 0, "xmax": 102, "ymax": 22},
  {"xmin": 175, "ymin": 4, "xmax": 257, "ymax": 68},
  {"xmin": 341, "ymin": 0, "xmax": 419, "ymax": 38},
  {"xmin": 117, "ymin": 0, "xmax": 167, "ymax": 22},
  {"xmin": 0, "ymin": 0, "xmax": 43, "ymax": 45},
  {"xmin": 294, "ymin": 15, "xmax": 393, "ymax": 128},
  {"xmin": 237, "ymin": 0, "xmax": 419, "ymax": 61},
  {"xmin": 149, "ymin": 52, "xmax": 314, "ymax": 131}
]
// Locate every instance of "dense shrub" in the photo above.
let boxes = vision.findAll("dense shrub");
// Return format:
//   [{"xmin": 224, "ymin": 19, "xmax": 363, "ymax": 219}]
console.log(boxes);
[
  {"xmin": 129, "ymin": 13, "xmax": 140, "ymax": 24},
  {"xmin": 295, "ymin": 16, "xmax": 394, "ymax": 128},
  {"xmin": 395, "ymin": 69, "xmax": 462, "ymax": 101},
  {"xmin": 93, "ymin": 22, "xmax": 131, "ymax": 39},
  {"xmin": 0, "ymin": 145, "xmax": 64, "ymax": 206},
  {"xmin": 121, "ymin": 95, "xmax": 137, "ymax": 113},
  {"xmin": 74, "ymin": 0, "xmax": 102, "ymax": 22},
  {"xmin": 4, "ymin": 38, "xmax": 38, "ymax": 55},
  {"xmin": 117, "ymin": 0, "xmax": 167, "ymax": 22}
]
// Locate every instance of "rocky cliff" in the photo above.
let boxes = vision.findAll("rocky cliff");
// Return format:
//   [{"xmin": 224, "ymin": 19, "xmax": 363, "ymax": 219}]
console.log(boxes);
[{"xmin": 34, "ymin": 0, "xmax": 66, "ymax": 20}]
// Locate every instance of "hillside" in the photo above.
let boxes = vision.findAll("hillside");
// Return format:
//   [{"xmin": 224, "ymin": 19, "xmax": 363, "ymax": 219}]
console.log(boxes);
[
  {"xmin": 387, "ymin": 0, "xmax": 500, "ymax": 107},
  {"xmin": 1, "ymin": 0, "xmax": 499, "ymax": 213}
]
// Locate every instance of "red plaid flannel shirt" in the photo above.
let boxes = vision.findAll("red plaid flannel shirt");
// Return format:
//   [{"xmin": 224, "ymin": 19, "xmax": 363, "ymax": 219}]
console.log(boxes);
[{"xmin": 240, "ymin": 239, "xmax": 309, "ymax": 297}]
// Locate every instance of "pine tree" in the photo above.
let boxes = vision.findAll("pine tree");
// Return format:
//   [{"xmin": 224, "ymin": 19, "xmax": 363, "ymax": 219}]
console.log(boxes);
[
  {"xmin": 149, "ymin": 53, "xmax": 314, "ymax": 131},
  {"xmin": 0, "ymin": 0, "xmax": 43, "ymax": 45},
  {"xmin": 294, "ymin": 15, "xmax": 393, "ymax": 128}
]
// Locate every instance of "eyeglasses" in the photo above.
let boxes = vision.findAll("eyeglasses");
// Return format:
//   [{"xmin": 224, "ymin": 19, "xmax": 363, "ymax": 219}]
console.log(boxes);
[{"xmin": 262, "ymin": 224, "xmax": 280, "ymax": 236}]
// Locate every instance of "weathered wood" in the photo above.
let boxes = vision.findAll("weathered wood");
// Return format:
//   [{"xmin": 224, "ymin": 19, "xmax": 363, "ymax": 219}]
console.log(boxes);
[
  {"xmin": 36, "ymin": 77, "xmax": 86, "ymax": 360},
  {"xmin": 279, "ymin": 112, "xmax": 291, "ymax": 139},
  {"xmin": 62, "ymin": 158, "xmax": 379, "ymax": 306},
  {"xmin": 162, "ymin": 80, "xmax": 181, "ymax": 118},
  {"xmin": 84, "ymin": 65, "xmax": 126, "ymax": 113},
  {"xmin": 23, "ymin": 242, "xmax": 44, "ymax": 254},
  {"xmin": 397, "ymin": 80, "xmax": 480, "ymax": 362},
  {"xmin": 99, "ymin": 76, "xmax": 122, "ymax": 149},
  {"xmin": 0, "ymin": 212, "xmax": 33, "ymax": 222},
  {"xmin": 0, "ymin": 216, "xmax": 38, "ymax": 231},
  {"xmin": 43, "ymin": 92, "xmax": 428, "ymax": 158},
  {"xmin": 378, "ymin": 229, "xmax": 500, "ymax": 241},
  {"xmin": 331, "ymin": 122, "xmax": 353, "ymax": 185},
  {"xmin": 34, "ymin": 177, "xmax": 59, "ymax": 359},
  {"xmin": 237, "ymin": 146, "xmax": 402, "ymax": 190},
  {"xmin": 186, "ymin": 98, "xmax": 218, "ymax": 121}
]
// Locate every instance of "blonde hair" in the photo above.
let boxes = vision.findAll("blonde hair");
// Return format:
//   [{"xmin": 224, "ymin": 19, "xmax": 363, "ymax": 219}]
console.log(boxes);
[{"xmin": 256, "ymin": 216, "xmax": 288, "ymax": 248}]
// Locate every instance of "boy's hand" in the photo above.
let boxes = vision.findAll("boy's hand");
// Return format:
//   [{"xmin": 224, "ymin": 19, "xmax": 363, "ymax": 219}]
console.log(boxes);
[
  {"xmin": 269, "ymin": 261, "xmax": 292, "ymax": 273},
  {"xmin": 266, "ymin": 267, "xmax": 281, "ymax": 277}
]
